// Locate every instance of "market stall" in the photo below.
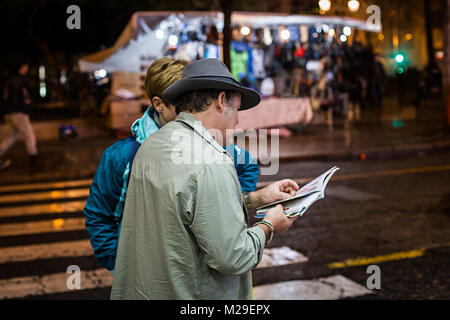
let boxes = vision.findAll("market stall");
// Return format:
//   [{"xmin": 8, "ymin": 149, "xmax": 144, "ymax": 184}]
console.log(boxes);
[
  {"xmin": 78, "ymin": 11, "xmax": 381, "ymax": 131},
  {"xmin": 237, "ymin": 97, "xmax": 313, "ymax": 130}
]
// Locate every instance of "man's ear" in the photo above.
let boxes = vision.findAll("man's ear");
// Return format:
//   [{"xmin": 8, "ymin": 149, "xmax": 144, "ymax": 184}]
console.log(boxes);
[{"xmin": 216, "ymin": 91, "xmax": 227, "ymax": 113}]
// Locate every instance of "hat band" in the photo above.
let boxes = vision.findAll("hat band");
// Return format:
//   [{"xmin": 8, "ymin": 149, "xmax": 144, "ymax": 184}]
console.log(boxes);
[{"xmin": 185, "ymin": 75, "xmax": 241, "ymax": 86}]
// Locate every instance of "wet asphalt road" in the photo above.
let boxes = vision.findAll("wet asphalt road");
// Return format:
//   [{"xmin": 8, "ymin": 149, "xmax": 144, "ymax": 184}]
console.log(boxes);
[
  {"xmin": 254, "ymin": 150, "xmax": 450, "ymax": 299},
  {"xmin": 0, "ymin": 151, "xmax": 449, "ymax": 300}
]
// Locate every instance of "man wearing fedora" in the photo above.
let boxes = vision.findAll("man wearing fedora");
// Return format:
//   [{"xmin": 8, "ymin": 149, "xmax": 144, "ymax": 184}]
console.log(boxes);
[{"xmin": 111, "ymin": 58, "xmax": 299, "ymax": 300}]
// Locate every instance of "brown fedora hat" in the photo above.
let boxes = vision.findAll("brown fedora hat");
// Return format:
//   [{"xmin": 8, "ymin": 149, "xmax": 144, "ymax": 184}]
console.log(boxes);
[{"xmin": 162, "ymin": 58, "xmax": 261, "ymax": 111}]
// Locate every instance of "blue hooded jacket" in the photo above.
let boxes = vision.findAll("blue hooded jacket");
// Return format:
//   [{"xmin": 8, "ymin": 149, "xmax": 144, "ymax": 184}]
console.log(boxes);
[{"xmin": 83, "ymin": 107, "xmax": 260, "ymax": 272}]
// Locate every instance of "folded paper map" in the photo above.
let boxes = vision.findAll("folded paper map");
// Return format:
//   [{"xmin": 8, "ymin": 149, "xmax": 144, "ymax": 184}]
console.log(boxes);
[{"xmin": 255, "ymin": 166, "xmax": 340, "ymax": 218}]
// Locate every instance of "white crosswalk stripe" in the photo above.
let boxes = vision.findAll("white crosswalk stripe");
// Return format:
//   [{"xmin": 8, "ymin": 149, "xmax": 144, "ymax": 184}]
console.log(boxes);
[
  {"xmin": 0, "ymin": 217, "xmax": 85, "ymax": 237},
  {"xmin": 0, "ymin": 179, "xmax": 371, "ymax": 300},
  {"xmin": 0, "ymin": 179, "xmax": 92, "ymax": 194},
  {"xmin": 0, "ymin": 201, "xmax": 85, "ymax": 218},
  {"xmin": 257, "ymin": 246, "xmax": 308, "ymax": 268},
  {"xmin": 0, "ymin": 189, "xmax": 89, "ymax": 205},
  {"xmin": 0, "ymin": 268, "xmax": 112, "ymax": 299},
  {"xmin": 253, "ymin": 275, "xmax": 373, "ymax": 300},
  {"xmin": 0, "ymin": 240, "xmax": 93, "ymax": 264}
]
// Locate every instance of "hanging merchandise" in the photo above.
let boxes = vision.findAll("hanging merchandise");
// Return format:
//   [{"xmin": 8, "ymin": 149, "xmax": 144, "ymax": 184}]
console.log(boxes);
[
  {"xmin": 260, "ymin": 77, "xmax": 275, "ymax": 97},
  {"xmin": 308, "ymin": 26, "xmax": 321, "ymax": 44},
  {"xmin": 205, "ymin": 43, "xmax": 220, "ymax": 58},
  {"xmin": 287, "ymin": 26, "xmax": 300, "ymax": 42},
  {"xmin": 294, "ymin": 44, "xmax": 305, "ymax": 58},
  {"xmin": 267, "ymin": 44, "xmax": 282, "ymax": 76},
  {"xmin": 294, "ymin": 42, "xmax": 306, "ymax": 68},
  {"xmin": 230, "ymin": 41, "xmax": 251, "ymax": 81},
  {"xmin": 206, "ymin": 25, "xmax": 219, "ymax": 43},
  {"xmin": 263, "ymin": 27, "xmax": 273, "ymax": 46},
  {"xmin": 273, "ymin": 43, "xmax": 282, "ymax": 59},
  {"xmin": 175, "ymin": 41, "xmax": 204, "ymax": 61},
  {"xmin": 251, "ymin": 48, "xmax": 266, "ymax": 79},
  {"xmin": 241, "ymin": 74, "xmax": 259, "ymax": 92},
  {"xmin": 300, "ymin": 25, "xmax": 309, "ymax": 43},
  {"xmin": 281, "ymin": 42, "xmax": 295, "ymax": 70}
]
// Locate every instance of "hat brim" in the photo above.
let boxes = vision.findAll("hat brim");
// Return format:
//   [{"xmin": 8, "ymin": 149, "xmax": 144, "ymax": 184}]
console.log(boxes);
[{"xmin": 162, "ymin": 77, "xmax": 261, "ymax": 111}]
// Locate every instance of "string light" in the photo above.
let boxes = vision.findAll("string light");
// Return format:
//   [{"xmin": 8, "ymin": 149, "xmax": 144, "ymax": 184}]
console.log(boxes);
[
  {"xmin": 343, "ymin": 26, "xmax": 351, "ymax": 36},
  {"xmin": 240, "ymin": 26, "xmax": 250, "ymax": 36},
  {"xmin": 156, "ymin": 29, "xmax": 164, "ymax": 39},
  {"xmin": 168, "ymin": 35, "xmax": 178, "ymax": 46},
  {"xmin": 280, "ymin": 29, "xmax": 291, "ymax": 40},
  {"xmin": 348, "ymin": 0, "xmax": 360, "ymax": 12},
  {"xmin": 318, "ymin": 0, "xmax": 331, "ymax": 12}
]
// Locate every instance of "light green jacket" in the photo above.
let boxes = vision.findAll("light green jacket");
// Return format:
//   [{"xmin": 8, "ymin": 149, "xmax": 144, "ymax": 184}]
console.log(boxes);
[{"xmin": 110, "ymin": 112, "xmax": 266, "ymax": 300}]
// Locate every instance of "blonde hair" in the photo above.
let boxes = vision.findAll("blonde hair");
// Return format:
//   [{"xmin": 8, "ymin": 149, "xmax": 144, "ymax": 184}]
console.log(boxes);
[{"xmin": 144, "ymin": 57, "xmax": 189, "ymax": 101}]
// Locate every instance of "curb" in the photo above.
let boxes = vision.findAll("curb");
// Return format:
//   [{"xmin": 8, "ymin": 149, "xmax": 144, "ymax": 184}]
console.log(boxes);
[
  {"xmin": 2, "ymin": 140, "xmax": 450, "ymax": 186},
  {"xmin": 270, "ymin": 139, "xmax": 450, "ymax": 163}
]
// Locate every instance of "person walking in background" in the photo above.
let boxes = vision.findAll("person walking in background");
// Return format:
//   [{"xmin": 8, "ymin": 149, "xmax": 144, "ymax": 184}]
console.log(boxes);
[
  {"xmin": 368, "ymin": 52, "xmax": 386, "ymax": 110},
  {"xmin": 0, "ymin": 62, "xmax": 38, "ymax": 170},
  {"xmin": 83, "ymin": 57, "xmax": 260, "ymax": 273}
]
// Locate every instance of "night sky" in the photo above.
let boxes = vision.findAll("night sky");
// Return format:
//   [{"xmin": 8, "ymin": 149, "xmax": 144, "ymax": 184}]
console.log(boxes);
[{"xmin": 0, "ymin": 0, "xmax": 222, "ymax": 67}]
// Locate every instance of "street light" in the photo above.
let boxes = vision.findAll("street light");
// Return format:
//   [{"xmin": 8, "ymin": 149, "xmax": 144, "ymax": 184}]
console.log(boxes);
[
  {"xmin": 394, "ymin": 53, "xmax": 406, "ymax": 74},
  {"xmin": 395, "ymin": 53, "xmax": 404, "ymax": 63},
  {"xmin": 347, "ymin": 0, "xmax": 360, "ymax": 12},
  {"xmin": 319, "ymin": 0, "xmax": 331, "ymax": 12}
]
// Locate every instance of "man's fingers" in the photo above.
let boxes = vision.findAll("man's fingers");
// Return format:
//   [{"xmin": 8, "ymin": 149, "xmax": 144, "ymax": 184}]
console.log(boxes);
[
  {"xmin": 275, "ymin": 204, "xmax": 284, "ymax": 211},
  {"xmin": 279, "ymin": 179, "xmax": 299, "ymax": 191},
  {"xmin": 281, "ymin": 186, "xmax": 297, "ymax": 197},
  {"xmin": 276, "ymin": 191, "xmax": 293, "ymax": 200}
]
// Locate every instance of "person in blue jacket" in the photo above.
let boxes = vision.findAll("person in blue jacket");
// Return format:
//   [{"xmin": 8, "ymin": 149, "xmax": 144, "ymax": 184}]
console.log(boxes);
[{"xmin": 83, "ymin": 57, "xmax": 260, "ymax": 273}]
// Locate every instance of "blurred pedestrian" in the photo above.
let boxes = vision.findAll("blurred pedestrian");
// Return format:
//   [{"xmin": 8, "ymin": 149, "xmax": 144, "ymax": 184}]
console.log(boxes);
[
  {"xmin": 83, "ymin": 57, "xmax": 260, "ymax": 273},
  {"xmin": 0, "ymin": 62, "xmax": 38, "ymax": 170},
  {"xmin": 367, "ymin": 53, "xmax": 386, "ymax": 109}
]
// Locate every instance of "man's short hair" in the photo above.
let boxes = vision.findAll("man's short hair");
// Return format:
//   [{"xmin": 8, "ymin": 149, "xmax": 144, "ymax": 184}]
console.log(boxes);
[{"xmin": 175, "ymin": 89, "xmax": 235, "ymax": 114}]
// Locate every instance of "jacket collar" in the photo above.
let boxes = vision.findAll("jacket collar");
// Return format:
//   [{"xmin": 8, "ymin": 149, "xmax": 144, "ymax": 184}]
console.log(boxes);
[
  {"xmin": 175, "ymin": 112, "xmax": 228, "ymax": 156},
  {"xmin": 131, "ymin": 106, "xmax": 160, "ymax": 144}
]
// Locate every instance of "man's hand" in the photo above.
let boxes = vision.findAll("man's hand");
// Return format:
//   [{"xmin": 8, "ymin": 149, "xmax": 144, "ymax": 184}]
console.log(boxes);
[
  {"xmin": 254, "ymin": 205, "xmax": 298, "ymax": 240},
  {"xmin": 264, "ymin": 204, "xmax": 298, "ymax": 233},
  {"xmin": 249, "ymin": 179, "xmax": 299, "ymax": 208}
]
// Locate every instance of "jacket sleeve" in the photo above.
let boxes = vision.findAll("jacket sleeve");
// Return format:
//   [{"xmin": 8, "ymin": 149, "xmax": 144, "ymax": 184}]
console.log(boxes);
[
  {"xmin": 187, "ymin": 164, "xmax": 266, "ymax": 276},
  {"xmin": 83, "ymin": 147, "xmax": 123, "ymax": 272},
  {"xmin": 225, "ymin": 144, "xmax": 260, "ymax": 193}
]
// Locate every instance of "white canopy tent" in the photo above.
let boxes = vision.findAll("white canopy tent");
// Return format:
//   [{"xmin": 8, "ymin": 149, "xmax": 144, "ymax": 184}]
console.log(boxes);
[{"xmin": 78, "ymin": 11, "xmax": 381, "ymax": 73}]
